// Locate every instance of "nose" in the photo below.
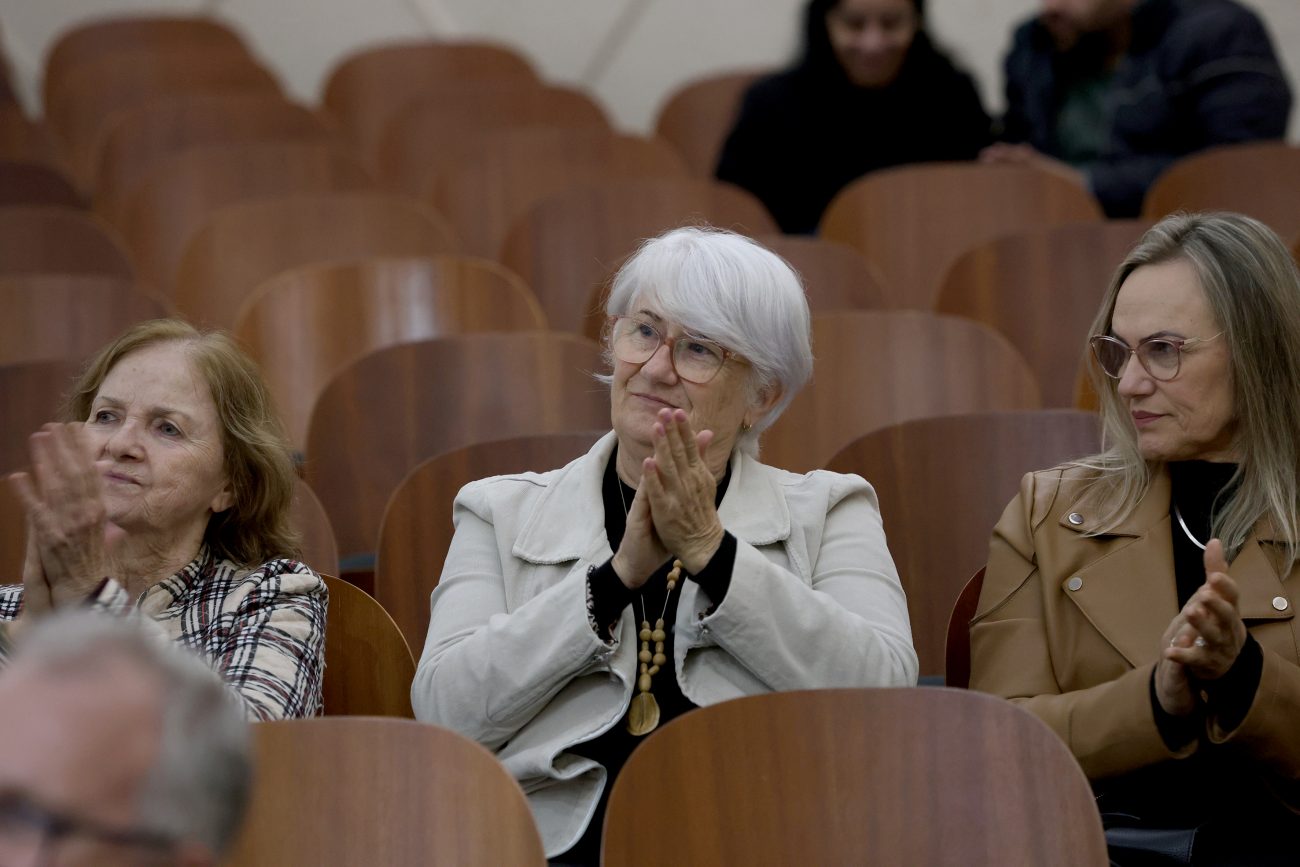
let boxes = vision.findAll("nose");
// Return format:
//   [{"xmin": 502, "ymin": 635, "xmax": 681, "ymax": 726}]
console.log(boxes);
[
  {"xmin": 103, "ymin": 418, "xmax": 145, "ymax": 461},
  {"xmin": 640, "ymin": 341, "xmax": 679, "ymax": 384},
  {"xmin": 1115, "ymin": 352, "xmax": 1154, "ymax": 399},
  {"xmin": 855, "ymin": 23, "xmax": 888, "ymax": 53}
]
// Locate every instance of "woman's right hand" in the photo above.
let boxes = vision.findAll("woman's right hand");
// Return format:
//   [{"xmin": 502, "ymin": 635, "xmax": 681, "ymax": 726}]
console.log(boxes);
[
  {"xmin": 611, "ymin": 479, "xmax": 669, "ymax": 590},
  {"xmin": 1155, "ymin": 613, "xmax": 1198, "ymax": 717}
]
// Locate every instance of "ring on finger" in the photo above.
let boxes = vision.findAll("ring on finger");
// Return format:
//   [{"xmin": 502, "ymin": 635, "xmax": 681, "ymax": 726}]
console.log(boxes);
[{"xmin": 1193, "ymin": 636, "xmax": 1207, "ymax": 648}]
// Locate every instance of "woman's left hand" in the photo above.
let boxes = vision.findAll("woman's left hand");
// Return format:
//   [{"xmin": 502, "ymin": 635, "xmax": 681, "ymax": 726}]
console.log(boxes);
[
  {"xmin": 1164, "ymin": 539, "xmax": 1248, "ymax": 681},
  {"xmin": 642, "ymin": 408, "xmax": 724, "ymax": 574},
  {"xmin": 8, "ymin": 424, "xmax": 122, "ymax": 608}
]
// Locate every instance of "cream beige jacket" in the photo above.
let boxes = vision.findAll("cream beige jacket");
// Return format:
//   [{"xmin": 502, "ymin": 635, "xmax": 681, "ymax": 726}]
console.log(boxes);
[
  {"xmin": 411, "ymin": 432, "xmax": 917, "ymax": 856},
  {"xmin": 970, "ymin": 466, "xmax": 1300, "ymax": 810}
]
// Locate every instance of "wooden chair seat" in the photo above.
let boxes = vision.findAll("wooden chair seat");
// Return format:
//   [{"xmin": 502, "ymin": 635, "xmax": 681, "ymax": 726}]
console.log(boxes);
[
  {"xmin": 0, "ymin": 161, "xmax": 84, "ymax": 208},
  {"xmin": 320, "ymin": 576, "xmax": 414, "ymax": 718}
]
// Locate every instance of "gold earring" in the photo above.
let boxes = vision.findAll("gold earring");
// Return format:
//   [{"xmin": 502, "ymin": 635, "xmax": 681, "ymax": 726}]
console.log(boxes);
[{"xmin": 740, "ymin": 420, "xmax": 752, "ymax": 433}]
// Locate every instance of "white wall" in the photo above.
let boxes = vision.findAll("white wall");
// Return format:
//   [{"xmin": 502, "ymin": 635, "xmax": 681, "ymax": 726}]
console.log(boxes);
[{"xmin": 2, "ymin": 0, "xmax": 1297, "ymax": 141}]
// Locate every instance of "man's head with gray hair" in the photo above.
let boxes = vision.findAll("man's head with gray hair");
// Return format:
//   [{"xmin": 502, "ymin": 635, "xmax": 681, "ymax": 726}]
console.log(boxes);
[{"xmin": 0, "ymin": 611, "xmax": 251, "ymax": 867}]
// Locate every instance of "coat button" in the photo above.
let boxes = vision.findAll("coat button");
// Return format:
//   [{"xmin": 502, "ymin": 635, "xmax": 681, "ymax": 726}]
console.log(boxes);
[
  {"xmin": 1067, "ymin": 512, "xmax": 1084, "ymax": 525},
  {"xmin": 1274, "ymin": 596, "xmax": 1289, "ymax": 611},
  {"xmin": 1067, "ymin": 576, "xmax": 1083, "ymax": 591}
]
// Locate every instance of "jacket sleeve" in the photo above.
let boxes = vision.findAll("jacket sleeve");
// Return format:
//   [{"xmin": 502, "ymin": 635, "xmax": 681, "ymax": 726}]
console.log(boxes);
[
  {"xmin": 969, "ymin": 471, "xmax": 1193, "ymax": 779},
  {"xmin": 410, "ymin": 482, "xmax": 617, "ymax": 750},
  {"xmin": 689, "ymin": 472, "xmax": 918, "ymax": 690}
]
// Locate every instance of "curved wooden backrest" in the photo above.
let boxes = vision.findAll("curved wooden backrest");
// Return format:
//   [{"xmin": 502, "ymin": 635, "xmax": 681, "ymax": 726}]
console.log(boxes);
[
  {"xmin": 377, "ymin": 81, "xmax": 609, "ymax": 193},
  {"xmin": 0, "ymin": 161, "xmax": 84, "ymax": 208},
  {"xmin": 430, "ymin": 127, "xmax": 687, "ymax": 259},
  {"xmin": 120, "ymin": 142, "xmax": 373, "ymax": 294},
  {"xmin": 935, "ymin": 220, "xmax": 1150, "ymax": 407},
  {"xmin": 235, "ymin": 256, "xmax": 545, "ymax": 450},
  {"xmin": 172, "ymin": 193, "xmax": 457, "ymax": 328},
  {"xmin": 501, "ymin": 176, "xmax": 776, "ymax": 334},
  {"xmin": 321, "ymin": 40, "xmax": 538, "ymax": 163},
  {"xmin": 945, "ymin": 567, "xmax": 986, "ymax": 689},
  {"xmin": 0, "ymin": 360, "xmax": 80, "ymax": 474},
  {"xmin": 304, "ymin": 333, "xmax": 608, "ymax": 560},
  {"xmin": 319, "ymin": 576, "xmax": 414, "ymax": 718},
  {"xmin": 761, "ymin": 311, "xmax": 1042, "ymax": 473},
  {"xmin": 0, "ymin": 206, "xmax": 134, "ymax": 278},
  {"xmin": 44, "ymin": 15, "xmax": 250, "ymax": 109},
  {"xmin": 604, "ymin": 687, "xmax": 1107, "ymax": 865},
  {"xmin": 0, "ymin": 482, "xmax": 21, "ymax": 585},
  {"xmin": 0, "ymin": 274, "xmax": 168, "ymax": 365},
  {"xmin": 0, "ymin": 106, "xmax": 59, "ymax": 165},
  {"xmin": 653, "ymin": 69, "xmax": 764, "ymax": 176},
  {"xmin": 224, "ymin": 718, "xmax": 545, "ymax": 866},
  {"xmin": 289, "ymin": 478, "xmax": 339, "ymax": 578},
  {"xmin": 826, "ymin": 411, "xmax": 1100, "ymax": 676},
  {"xmin": 376, "ymin": 431, "xmax": 605, "ymax": 653},
  {"xmin": 821, "ymin": 163, "xmax": 1104, "ymax": 309},
  {"xmin": 95, "ymin": 93, "xmax": 334, "ymax": 225},
  {"xmin": 48, "ymin": 48, "xmax": 279, "ymax": 191},
  {"xmin": 1143, "ymin": 142, "xmax": 1300, "ymax": 240}
]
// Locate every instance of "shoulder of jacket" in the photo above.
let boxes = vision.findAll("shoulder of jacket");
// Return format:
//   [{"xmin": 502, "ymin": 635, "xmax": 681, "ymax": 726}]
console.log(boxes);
[{"xmin": 1022, "ymin": 464, "xmax": 1099, "ymax": 527}]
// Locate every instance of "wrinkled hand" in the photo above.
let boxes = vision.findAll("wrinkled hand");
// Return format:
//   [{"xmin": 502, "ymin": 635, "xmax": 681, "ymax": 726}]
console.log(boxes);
[
  {"xmin": 979, "ymin": 142, "xmax": 1087, "ymax": 188},
  {"xmin": 611, "ymin": 481, "xmax": 670, "ymax": 590},
  {"xmin": 1164, "ymin": 539, "xmax": 1246, "ymax": 681},
  {"xmin": 7, "ymin": 424, "xmax": 122, "ymax": 609},
  {"xmin": 642, "ymin": 409, "xmax": 723, "ymax": 574}
]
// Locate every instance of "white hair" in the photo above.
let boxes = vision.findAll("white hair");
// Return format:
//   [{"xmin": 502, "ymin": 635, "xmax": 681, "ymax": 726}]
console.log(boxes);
[
  {"xmin": 602, "ymin": 225, "xmax": 814, "ymax": 454},
  {"xmin": 16, "ymin": 611, "xmax": 252, "ymax": 856}
]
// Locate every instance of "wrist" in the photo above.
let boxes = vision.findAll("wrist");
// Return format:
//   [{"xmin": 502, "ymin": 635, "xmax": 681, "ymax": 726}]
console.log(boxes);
[{"xmin": 680, "ymin": 525, "xmax": 725, "ymax": 575}]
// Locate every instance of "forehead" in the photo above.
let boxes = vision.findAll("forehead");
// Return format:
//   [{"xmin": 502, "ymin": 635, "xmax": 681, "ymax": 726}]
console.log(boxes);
[
  {"xmin": 1111, "ymin": 258, "xmax": 1219, "ymax": 340},
  {"xmin": 97, "ymin": 342, "xmax": 215, "ymax": 411},
  {"xmin": 833, "ymin": 0, "xmax": 916, "ymax": 17}
]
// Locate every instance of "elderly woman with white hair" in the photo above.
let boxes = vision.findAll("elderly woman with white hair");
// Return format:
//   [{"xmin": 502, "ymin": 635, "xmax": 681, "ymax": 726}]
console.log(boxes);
[{"xmin": 412, "ymin": 226, "xmax": 917, "ymax": 862}]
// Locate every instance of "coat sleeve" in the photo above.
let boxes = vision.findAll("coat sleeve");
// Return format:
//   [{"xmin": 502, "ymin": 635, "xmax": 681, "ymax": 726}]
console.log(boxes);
[
  {"xmin": 969, "ymin": 471, "xmax": 1193, "ymax": 779},
  {"xmin": 689, "ymin": 472, "xmax": 918, "ymax": 690},
  {"xmin": 410, "ymin": 482, "xmax": 617, "ymax": 750}
]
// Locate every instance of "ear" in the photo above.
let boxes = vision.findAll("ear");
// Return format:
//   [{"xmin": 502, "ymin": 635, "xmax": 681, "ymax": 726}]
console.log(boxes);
[
  {"xmin": 209, "ymin": 478, "xmax": 235, "ymax": 515},
  {"xmin": 745, "ymin": 384, "xmax": 785, "ymax": 430}
]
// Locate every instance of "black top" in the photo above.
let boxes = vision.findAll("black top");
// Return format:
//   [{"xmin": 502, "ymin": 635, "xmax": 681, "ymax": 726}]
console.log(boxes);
[
  {"xmin": 559, "ymin": 451, "xmax": 736, "ymax": 865},
  {"xmin": 715, "ymin": 32, "xmax": 991, "ymax": 234}
]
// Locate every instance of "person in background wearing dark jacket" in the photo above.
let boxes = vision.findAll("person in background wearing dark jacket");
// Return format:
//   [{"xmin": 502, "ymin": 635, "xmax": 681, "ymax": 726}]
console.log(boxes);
[
  {"xmin": 715, "ymin": 0, "xmax": 991, "ymax": 235},
  {"xmin": 982, "ymin": 0, "xmax": 1292, "ymax": 218}
]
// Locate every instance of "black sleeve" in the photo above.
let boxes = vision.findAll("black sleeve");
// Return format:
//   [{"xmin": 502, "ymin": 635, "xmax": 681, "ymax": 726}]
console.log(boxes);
[
  {"xmin": 588, "ymin": 560, "xmax": 635, "ymax": 641},
  {"xmin": 1202, "ymin": 633, "xmax": 1264, "ymax": 735},
  {"xmin": 1149, "ymin": 668, "xmax": 1202, "ymax": 751},
  {"xmin": 689, "ymin": 532, "xmax": 737, "ymax": 609}
]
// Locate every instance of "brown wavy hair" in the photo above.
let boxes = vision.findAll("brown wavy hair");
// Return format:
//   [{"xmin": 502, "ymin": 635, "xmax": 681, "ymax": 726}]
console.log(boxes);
[{"xmin": 65, "ymin": 319, "xmax": 299, "ymax": 566}]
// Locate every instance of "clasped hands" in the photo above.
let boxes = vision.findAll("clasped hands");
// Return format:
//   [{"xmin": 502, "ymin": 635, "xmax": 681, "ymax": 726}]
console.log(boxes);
[
  {"xmin": 7, "ymin": 423, "xmax": 122, "ymax": 616},
  {"xmin": 612, "ymin": 409, "xmax": 725, "ymax": 590},
  {"xmin": 1155, "ymin": 538, "xmax": 1249, "ymax": 717}
]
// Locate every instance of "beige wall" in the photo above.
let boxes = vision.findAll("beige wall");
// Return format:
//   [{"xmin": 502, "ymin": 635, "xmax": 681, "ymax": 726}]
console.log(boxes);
[{"xmin": 2, "ymin": 0, "xmax": 1296, "ymax": 140}]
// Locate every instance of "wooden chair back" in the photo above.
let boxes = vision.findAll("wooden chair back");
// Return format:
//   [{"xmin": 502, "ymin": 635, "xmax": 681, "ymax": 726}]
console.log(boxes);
[
  {"xmin": 319, "ymin": 575, "xmax": 414, "ymax": 717},
  {"xmin": 321, "ymin": 40, "xmax": 538, "ymax": 164},
  {"xmin": 0, "ymin": 161, "xmax": 83, "ymax": 208},
  {"xmin": 0, "ymin": 206, "xmax": 134, "ymax": 278},
  {"xmin": 47, "ymin": 48, "xmax": 279, "ymax": 190},
  {"xmin": 653, "ymin": 69, "xmax": 765, "ymax": 176},
  {"xmin": 95, "ymin": 93, "xmax": 334, "ymax": 225},
  {"xmin": 235, "ymin": 255, "xmax": 545, "ymax": 450},
  {"xmin": 827, "ymin": 411, "xmax": 1100, "ymax": 677},
  {"xmin": 44, "ymin": 15, "xmax": 250, "ymax": 110},
  {"xmin": 0, "ymin": 106, "xmax": 59, "ymax": 165},
  {"xmin": 430, "ymin": 127, "xmax": 687, "ymax": 259},
  {"xmin": 820, "ymin": 163, "xmax": 1103, "ymax": 309},
  {"xmin": 119, "ymin": 142, "xmax": 372, "ymax": 294},
  {"xmin": 935, "ymin": 220, "xmax": 1150, "ymax": 407},
  {"xmin": 224, "ymin": 718, "xmax": 545, "ymax": 866},
  {"xmin": 0, "ymin": 274, "xmax": 168, "ymax": 366},
  {"xmin": 304, "ymin": 333, "xmax": 608, "ymax": 561},
  {"xmin": 945, "ymin": 567, "xmax": 986, "ymax": 689},
  {"xmin": 376, "ymin": 431, "xmax": 605, "ymax": 652},
  {"xmin": 377, "ymin": 82, "xmax": 609, "ymax": 194},
  {"xmin": 501, "ymin": 176, "xmax": 776, "ymax": 334},
  {"xmin": 603, "ymin": 688, "xmax": 1108, "ymax": 866},
  {"xmin": 1143, "ymin": 142, "xmax": 1300, "ymax": 241},
  {"xmin": 289, "ymin": 478, "xmax": 339, "ymax": 578},
  {"xmin": 761, "ymin": 311, "xmax": 1041, "ymax": 473},
  {"xmin": 0, "ymin": 360, "xmax": 80, "ymax": 474},
  {"xmin": 172, "ymin": 193, "xmax": 457, "ymax": 328}
]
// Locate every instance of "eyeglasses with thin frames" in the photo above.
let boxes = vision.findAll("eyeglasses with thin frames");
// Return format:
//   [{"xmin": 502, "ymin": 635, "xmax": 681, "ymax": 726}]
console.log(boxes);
[
  {"xmin": 0, "ymin": 788, "xmax": 179, "ymax": 865},
  {"xmin": 1089, "ymin": 331, "xmax": 1224, "ymax": 382},
  {"xmin": 606, "ymin": 316, "xmax": 737, "ymax": 385}
]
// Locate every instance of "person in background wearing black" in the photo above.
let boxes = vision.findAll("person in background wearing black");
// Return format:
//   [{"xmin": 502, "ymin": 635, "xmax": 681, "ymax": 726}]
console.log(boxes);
[
  {"xmin": 716, "ymin": 0, "xmax": 991, "ymax": 235},
  {"xmin": 982, "ymin": 0, "xmax": 1292, "ymax": 217}
]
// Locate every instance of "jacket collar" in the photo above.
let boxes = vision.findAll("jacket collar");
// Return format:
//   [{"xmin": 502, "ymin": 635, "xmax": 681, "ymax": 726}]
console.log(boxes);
[{"xmin": 512, "ymin": 431, "xmax": 791, "ymax": 564}]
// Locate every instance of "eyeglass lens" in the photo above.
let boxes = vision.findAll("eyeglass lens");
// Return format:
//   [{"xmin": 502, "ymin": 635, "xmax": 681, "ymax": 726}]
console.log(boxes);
[
  {"xmin": 611, "ymin": 318, "xmax": 727, "ymax": 383},
  {"xmin": 1092, "ymin": 337, "xmax": 1183, "ymax": 380}
]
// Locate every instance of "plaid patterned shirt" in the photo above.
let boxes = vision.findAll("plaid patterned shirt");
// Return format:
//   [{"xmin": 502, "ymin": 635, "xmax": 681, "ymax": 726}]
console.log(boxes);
[{"xmin": 0, "ymin": 547, "xmax": 327, "ymax": 720}]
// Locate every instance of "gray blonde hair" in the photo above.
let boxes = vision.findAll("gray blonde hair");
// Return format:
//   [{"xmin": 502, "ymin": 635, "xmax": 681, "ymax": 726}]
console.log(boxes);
[
  {"xmin": 17, "ymin": 611, "xmax": 252, "ymax": 856},
  {"xmin": 602, "ymin": 226, "xmax": 814, "ymax": 455},
  {"xmin": 1074, "ymin": 212, "xmax": 1300, "ymax": 567}
]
